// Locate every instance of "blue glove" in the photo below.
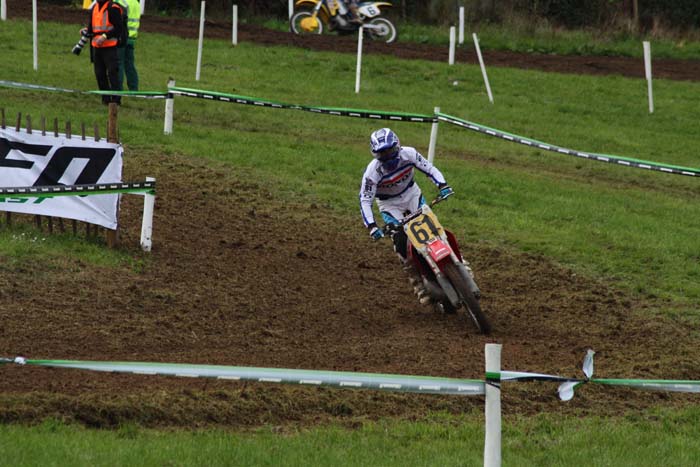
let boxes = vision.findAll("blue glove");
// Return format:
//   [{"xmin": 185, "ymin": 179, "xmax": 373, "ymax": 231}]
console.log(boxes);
[
  {"xmin": 368, "ymin": 224, "xmax": 384, "ymax": 241},
  {"xmin": 439, "ymin": 184, "xmax": 454, "ymax": 199}
]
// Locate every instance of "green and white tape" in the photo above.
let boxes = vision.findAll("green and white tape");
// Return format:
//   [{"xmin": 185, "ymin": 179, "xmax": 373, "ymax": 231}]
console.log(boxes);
[
  {"xmin": 4, "ymin": 351, "xmax": 699, "ymax": 400},
  {"xmin": 168, "ymin": 86, "xmax": 437, "ymax": 123},
  {"xmin": 0, "ymin": 80, "xmax": 167, "ymax": 99},
  {"xmin": 1, "ymin": 357, "xmax": 484, "ymax": 396},
  {"xmin": 0, "ymin": 181, "xmax": 156, "ymax": 199},
  {"xmin": 438, "ymin": 112, "xmax": 700, "ymax": 177}
]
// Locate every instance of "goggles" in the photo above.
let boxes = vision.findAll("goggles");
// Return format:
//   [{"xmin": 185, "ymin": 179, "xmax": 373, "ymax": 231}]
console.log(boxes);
[{"xmin": 374, "ymin": 147, "xmax": 398, "ymax": 162}]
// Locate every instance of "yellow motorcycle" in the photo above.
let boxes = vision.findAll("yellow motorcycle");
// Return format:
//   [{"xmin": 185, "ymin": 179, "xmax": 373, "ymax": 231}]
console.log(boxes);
[{"xmin": 290, "ymin": 0, "xmax": 397, "ymax": 43}]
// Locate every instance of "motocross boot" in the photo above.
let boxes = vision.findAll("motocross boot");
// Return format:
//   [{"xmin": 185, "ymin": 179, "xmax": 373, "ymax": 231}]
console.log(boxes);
[{"xmin": 347, "ymin": 4, "xmax": 363, "ymax": 24}]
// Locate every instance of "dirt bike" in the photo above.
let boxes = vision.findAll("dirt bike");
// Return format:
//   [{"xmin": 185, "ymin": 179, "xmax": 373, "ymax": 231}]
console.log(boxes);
[
  {"xmin": 290, "ymin": 0, "xmax": 398, "ymax": 44},
  {"xmin": 383, "ymin": 195, "xmax": 491, "ymax": 334}
]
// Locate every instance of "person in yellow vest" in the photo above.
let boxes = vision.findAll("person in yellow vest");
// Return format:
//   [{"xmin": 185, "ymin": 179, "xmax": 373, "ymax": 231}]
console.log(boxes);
[
  {"xmin": 114, "ymin": 0, "xmax": 141, "ymax": 91},
  {"xmin": 83, "ymin": 0, "xmax": 125, "ymax": 105}
]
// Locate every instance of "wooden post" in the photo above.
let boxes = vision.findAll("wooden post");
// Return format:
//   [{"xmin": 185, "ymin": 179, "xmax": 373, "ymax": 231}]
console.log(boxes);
[
  {"xmin": 15, "ymin": 112, "xmax": 21, "ymax": 131},
  {"xmin": 1, "ymin": 108, "xmax": 5, "ymax": 128},
  {"xmin": 106, "ymin": 103, "xmax": 119, "ymax": 248}
]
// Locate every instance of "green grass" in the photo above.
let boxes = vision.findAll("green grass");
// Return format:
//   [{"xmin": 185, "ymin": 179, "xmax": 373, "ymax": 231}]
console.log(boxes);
[
  {"xmin": 3, "ymin": 409, "xmax": 700, "ymax": 466},
  {"xmin": 1, "ymin": 18, "xmax": 699, "ymax": 306}
]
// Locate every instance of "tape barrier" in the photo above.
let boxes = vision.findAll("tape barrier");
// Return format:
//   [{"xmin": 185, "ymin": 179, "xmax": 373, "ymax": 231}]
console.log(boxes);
[
  {"xmin": 438, "ymin": 112, "xmax": 700, "ymax": 177},
  {"xmin": 0, "ymin": 80, "xmax": 167, "ymax": 99},
  {"xmin": 168, "ymin": 86, "xmax": 437, "ymax": 123},
  {"xmin": 0, "ymin": 181, "xmax": 156, "ymax": 198},
  {"xmin": 557, "ymin": 350, "xmax": 700, "ymax": 400},
  {"xmin": 5, "ymin": 79, "xmax": 697, "ymax": 177},
  {"xmin": 1, "ymin": 358, "xmax": 485, "ymax": 396}
]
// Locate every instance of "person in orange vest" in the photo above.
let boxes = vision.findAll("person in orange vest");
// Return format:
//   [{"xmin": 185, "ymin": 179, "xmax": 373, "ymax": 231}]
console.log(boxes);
[{"xmin": 83, "ymin": 0, "xmax": 125, "ymax": 105}]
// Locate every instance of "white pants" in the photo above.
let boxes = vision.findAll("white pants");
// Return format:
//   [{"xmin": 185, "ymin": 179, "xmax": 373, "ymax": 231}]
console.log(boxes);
[{"xmin": 377, "ymin": 183, "xmax": 424, "ymax": 224}]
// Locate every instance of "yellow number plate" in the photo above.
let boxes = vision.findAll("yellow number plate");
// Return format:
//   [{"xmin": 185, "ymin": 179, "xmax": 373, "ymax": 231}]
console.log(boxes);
[{"xmin": 405, "ymin": 208, "xmax": 444, "ymax": 247}]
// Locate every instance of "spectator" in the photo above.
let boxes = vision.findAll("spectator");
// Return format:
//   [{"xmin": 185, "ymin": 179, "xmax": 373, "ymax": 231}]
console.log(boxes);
[
  {"xmin": 115, "ymin": 0, "xmax": 141, "ymax": 91},
  {"xmin": 84, "ymin": 0, "xmax": 125, "ymax": 105}
]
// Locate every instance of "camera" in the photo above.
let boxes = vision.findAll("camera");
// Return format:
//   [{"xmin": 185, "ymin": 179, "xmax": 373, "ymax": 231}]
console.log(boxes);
[{"xmin": 72, "ymin": 30, "xmax": 92, "ymax": 55}]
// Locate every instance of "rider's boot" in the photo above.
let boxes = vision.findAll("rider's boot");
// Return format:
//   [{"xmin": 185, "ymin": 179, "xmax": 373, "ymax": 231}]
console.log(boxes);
[
  {"xmin": 403, "ymin": 262, "xmax": 433, "ymax": 306},
  {"xmin": 347, "ymin": 4, "xmax": 363, "ymax": 24}
]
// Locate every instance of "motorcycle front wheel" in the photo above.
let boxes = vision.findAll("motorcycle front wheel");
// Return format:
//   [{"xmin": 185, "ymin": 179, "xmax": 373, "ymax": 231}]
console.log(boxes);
[
  {"xmin": 443, "ymin": 262, "xmax": 491, "ymax": 334},
  {"xmin": 366, "ymin": 17, "xmax": 397, "ymax": 43},
  {"xmin": 290, "ymin": 10, "xmax": 324, "ymax": 35}
]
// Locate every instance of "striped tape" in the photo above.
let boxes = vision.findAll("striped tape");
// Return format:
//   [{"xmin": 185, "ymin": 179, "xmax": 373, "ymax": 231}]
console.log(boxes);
[
  {"xmin": 169, "ymin": 86, "xmax": 437, "ymax": 123},
  {"xmin": 0, "ymin": 80, "xmax": 167, "ymax": 99},
  {"xmin": 0, "ymin": 181, "xmax": 156, "ymax": 198},
  {"xmin": 3, "ymin": 358, "xmax": 485, "ymax": 396},
  {"xmin": 438, "ymin": 112, "xmax": 700, "ymax": 177},
  {"xmin": 4, "ymin": 354, "xmax": 700, "ymax": 399}
]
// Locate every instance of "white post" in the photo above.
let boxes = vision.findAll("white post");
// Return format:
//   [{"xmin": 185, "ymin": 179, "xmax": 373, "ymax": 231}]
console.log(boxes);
[
  {"xmin": 289, "ymin": 0, "xmax": 294, "ymax": 20},
  {"xmin": 232, "ymin": 5, "xmax": 238, "ymax": 45},
  {"xmin": 1, "ymin": 0, "xmax": 6, "ymax": 21},
  {"xmin": 32, "ymin": 0, "xmax": 38, "ymax": 70},
  {"xmin": 140, "ymin": 176, "xmax": 156, "ymax": 252},
  {"xmin": 473, "ymin": 33, "xmax": 494, "ymax": 104},
  {"xmin": 164, "ymin": 78, "xmax": 175, "ymax": 135},
  {"xmin": 643, "ymin": 41, "xmax": 654, "ymax": 113},
  {"xmin": 428, "ymin": 106, "xmax": 440, "ymax": 163},
  {"xmin": 140, "ymin": 0, "xmax": 146, "ymax": 15},
  {"xmin": 458, "ymin": 7, "xmax": 465, "ymax": 44},
  {"xmin": 195, "ymin": 1, "xmax": 205, "ymax": 81},
  {"xmin": 484, "ymin": 343, "xmax": 502, "ymax": 467},
  {"xmin": 448, "ymin": 26, "xmax": 456, "ymax": 65},
  {"xmin": 355, "ymin": 26, "xmax": 364, "ymax": 94}
]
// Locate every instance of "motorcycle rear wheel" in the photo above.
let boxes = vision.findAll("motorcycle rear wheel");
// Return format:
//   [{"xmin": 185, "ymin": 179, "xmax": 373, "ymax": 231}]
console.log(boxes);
[
  {"xmin": 290, "ymin": 10, "xmax": 324, "ymax": 35},
  {"xmin": 366, "ymin": 17, "xmax": 397, "ymax": 43},
  {"xmin": 443, "ymin": 262, "xmax": 491, "ymax": 334}
]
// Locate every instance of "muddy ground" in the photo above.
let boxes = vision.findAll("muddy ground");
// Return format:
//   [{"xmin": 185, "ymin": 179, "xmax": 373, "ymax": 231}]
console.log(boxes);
[{"xmin": 1, "ymin": 1, "xmax": 699, "ymax": 429}]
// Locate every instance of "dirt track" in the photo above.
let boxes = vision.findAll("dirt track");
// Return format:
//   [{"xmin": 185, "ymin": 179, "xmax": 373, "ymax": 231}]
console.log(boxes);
[{"xmin": 1, "ymin": 2, "xmax": 699, "ymax": 429}]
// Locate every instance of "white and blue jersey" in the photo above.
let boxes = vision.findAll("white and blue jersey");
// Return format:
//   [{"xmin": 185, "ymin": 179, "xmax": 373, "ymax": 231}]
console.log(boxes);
[{"xmin": 359, "ymin": 146, "xmax": 447, "ymax": 227}]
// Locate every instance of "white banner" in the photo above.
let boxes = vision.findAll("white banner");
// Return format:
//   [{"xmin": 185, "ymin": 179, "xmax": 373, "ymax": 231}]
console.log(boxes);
[{"xmin": 0, "ymin": 128, "xmax": 123, "ymax": 229}]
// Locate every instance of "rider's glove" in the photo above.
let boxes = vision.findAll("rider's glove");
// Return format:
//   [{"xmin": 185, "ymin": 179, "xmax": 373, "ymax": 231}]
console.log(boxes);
[
  {"xmin": 439, "ymin": 184, "xmax": 454, "ymax": 199},
  {"xmin": 368, "ymin": 223, "xmax": 384, "ymax": 241}
]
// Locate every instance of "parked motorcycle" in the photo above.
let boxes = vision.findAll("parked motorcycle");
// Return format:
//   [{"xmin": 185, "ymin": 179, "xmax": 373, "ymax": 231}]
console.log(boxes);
[
  {"xmin": 384, "ymin": 195, "xmax": 491, "ymax": 334},
  {"xmin": 290, "ymin": 0, "xmax": 398, "ymax": 43}
]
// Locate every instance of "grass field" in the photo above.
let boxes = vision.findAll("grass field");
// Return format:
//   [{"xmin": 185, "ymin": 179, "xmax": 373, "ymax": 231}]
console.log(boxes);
[{"xmin": 1, "ymin": 17, "xmax": 700, "ymax": 465}]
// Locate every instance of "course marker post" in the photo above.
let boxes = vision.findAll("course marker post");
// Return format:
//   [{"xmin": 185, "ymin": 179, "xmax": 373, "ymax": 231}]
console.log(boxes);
[
  {"xmin": 1, "ymin": 0, "xmax": 6, "ymax": 21},
  {"xmin": 355, "ymin": 27, "xmax": 364, "ymax": 94},
  {"xmin": 643, "ymin": 41, "xmax": 654, "ymax": 113},
  {"xmin": 428, "ymin": 106, "xmax": 440, "ymax": 163},
  {"xmin": 32, "ymin": 0, "xmax": 38, "ymax": 70},
  {"xmin": 232, "ymin": 5, "xmax": 238, "ymax": 45},
  {"xmin": 196, "ymin": 1, "xmax": 205, "ymax": 81},
  {"xmin": 458, "ymin": 7, "xmax": 464, "ymax": 44},
  {"xmin": 140, "ymin": 0, "xmax": 145, "ymax": 15},
  {"xmin": 289, "ymin": 0, "xmax": 294, "ymax": 21},
  {"xmin": 484, "ymin": 343, "xmax": 502, "ymax": 467},
  {"xmin": 164, "ymin": 78, "xmax": 175, "ymax": 135},
  {"xmin": 449, "ymin": 26, "xmax": 456, "ymax": 65},
  {"xmin": 473, "ymin": 33, "xmax": 493, "ymax": 103},
  {"xmin": 140, "ymin": 177, "xmax": 155, "ymax": 252}
]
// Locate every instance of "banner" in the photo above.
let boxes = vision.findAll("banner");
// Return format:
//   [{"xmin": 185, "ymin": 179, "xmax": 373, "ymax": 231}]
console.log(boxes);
[{"xmin": 0, "ymin": 128, "xmax": 123, "ymax": 229}]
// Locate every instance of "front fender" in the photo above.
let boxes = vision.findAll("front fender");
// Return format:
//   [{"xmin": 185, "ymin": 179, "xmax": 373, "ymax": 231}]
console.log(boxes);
[{"xmin": 295, "ymin": 0, "xmax": 320, "ymax": 6}]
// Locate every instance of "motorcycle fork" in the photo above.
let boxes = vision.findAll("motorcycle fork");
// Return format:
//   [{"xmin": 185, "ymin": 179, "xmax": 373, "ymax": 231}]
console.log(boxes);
[{"xmin": 417, "ymin": 245, "xmax": 462, "ymax": 307}]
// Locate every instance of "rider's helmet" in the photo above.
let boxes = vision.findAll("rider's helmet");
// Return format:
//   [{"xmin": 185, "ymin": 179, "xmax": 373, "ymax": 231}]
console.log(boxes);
[{"xmin": 370, "ymin": 128, "xmax": 401, "ymax": 170}]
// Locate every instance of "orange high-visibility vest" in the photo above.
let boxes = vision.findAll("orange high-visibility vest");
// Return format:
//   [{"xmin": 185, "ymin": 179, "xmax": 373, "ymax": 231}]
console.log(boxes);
[{"xmin": 91, "ymin": 2, "xmax": 119, "ymax": 48}]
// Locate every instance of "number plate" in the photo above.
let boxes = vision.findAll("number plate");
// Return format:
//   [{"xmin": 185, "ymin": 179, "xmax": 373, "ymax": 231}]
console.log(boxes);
[{"xmin": 404, "ymin": 208, "xmax": 445, "ymax": 247}]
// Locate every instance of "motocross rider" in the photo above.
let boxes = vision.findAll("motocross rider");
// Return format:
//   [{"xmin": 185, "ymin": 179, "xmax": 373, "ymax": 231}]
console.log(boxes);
[
  {"xmin": 342, "ymin": 0, "xmax": 362, "ymax": 24},
  {"xmin": 359, "ymin": 128, "xmax": 454, "ymax": 304}
]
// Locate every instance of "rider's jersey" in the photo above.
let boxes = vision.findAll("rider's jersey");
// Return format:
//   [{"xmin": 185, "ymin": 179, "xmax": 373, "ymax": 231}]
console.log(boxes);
[{"xmin": 359, "ymin": 146, "xmax": 446, "ymax": 227}]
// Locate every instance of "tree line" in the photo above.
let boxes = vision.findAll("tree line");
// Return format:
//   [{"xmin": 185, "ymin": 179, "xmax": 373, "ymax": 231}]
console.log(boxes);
[{"xmin": 57, "ymin": 0, "xmax": 699, "ymax": 29}]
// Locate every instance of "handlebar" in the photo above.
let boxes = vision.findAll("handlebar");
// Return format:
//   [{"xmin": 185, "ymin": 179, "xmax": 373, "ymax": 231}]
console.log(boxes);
[{"xmin": 381, "ymin": 192, "xmax": 451, "ymax": 235}]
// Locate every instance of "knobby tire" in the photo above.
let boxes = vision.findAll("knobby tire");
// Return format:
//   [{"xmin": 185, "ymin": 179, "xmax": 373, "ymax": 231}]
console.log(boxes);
[{"xmin": 443, "ymin": 262, "xmax": 491, "ymax": 334}]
